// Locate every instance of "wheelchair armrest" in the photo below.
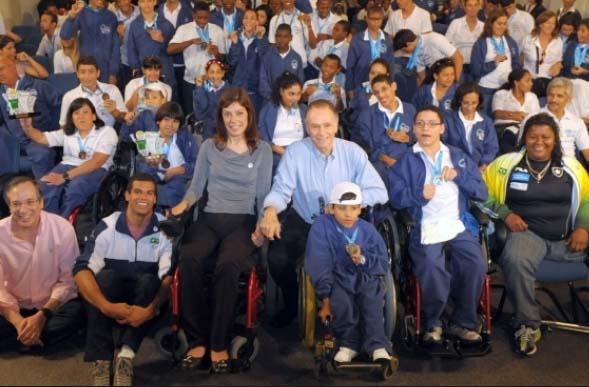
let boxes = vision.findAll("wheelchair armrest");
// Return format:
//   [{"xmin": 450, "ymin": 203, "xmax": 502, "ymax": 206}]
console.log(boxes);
[
  {"xmin": 494, "ymin": 218, "xmax": 508, "ymax": 253},
  {"xmin": 470, "ymin": 204, "xmax": 490, "ymax": 226},
  {"xmin": 399, "ymin": 209, "xmax": 416, "ymax": 228},
  {"xmin": 159, "ymin": 204, "xmax": 195, "ymax": 239}
]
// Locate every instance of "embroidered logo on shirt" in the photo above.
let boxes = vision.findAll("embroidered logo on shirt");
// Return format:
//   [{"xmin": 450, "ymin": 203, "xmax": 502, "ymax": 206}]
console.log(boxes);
[
  {"xmin": 476, "ymin": 128, "xmax": 485, "ymax": 141},
  {"xmin": 458, "ymin": 158, "xmax": 466, "ymax": 168},
  {"xmin": 552, "ymin": 167, "xmax": 563, "ymax": 178},
  {"xmin": 400, "ymin": 123, "xmax": 409, "ymax": 132},
  {"xmin": 100, "ymin": 24, "xmax": 112, "ymax": 34},
  {"xmin": 498, "ymin": 167, "xmax": 507, "ymax": 175},
  {"xmin": 150, "ymin": 237, "xmax": 159, "ymax": 245},
  {"xmin": 291, "ymin": 60, "xmax": 299, "ymax": 70},
  {"xmin": 444, "ymin": 99, "xmax": 452, "ymax": 110}
]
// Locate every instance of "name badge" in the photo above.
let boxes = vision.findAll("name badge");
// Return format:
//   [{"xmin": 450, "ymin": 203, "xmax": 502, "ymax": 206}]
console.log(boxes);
[
  {"xmin": 509, "ymin": 182, "xmax": 528, "ymax": 191},
  {"xmin": 511, "ymin": 172, "xmax": 530, "ymax": 182}
]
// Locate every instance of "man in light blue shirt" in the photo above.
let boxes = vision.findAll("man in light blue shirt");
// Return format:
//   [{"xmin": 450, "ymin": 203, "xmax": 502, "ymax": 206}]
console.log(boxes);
[{"xmin": 259, "ymin": 99, "xmax": 388, "ymax": 327}]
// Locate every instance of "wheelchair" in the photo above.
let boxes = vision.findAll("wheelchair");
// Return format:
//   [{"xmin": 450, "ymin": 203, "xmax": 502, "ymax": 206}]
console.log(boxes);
[
  {"xmin": 153, "ymin": 206, "xmax": 267, "ymax": 372},
  {"xmin": 390, "ymin": 206, "xmax": 493, "ymax": 358},
  {"xmin": 298, "ymin": 205, "xmax": 400, "ymax": 380}
]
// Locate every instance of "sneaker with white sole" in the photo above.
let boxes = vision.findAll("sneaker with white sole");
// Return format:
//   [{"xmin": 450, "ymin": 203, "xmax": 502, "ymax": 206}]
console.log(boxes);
[
  {"xmin": 372, "ymin": 348, "xmax": 391, "ymax": 361},
  {"xmin": 92, "ymin": 360, "xmax": 112, "ymax": 386},
  {"xmin": 113, "ymin": 356, "xmax": 134, "ymax": 386},
  {"xmin": 334, "ymin": 347, "xmax": 359, "ymax": 363},
  {"xmin": 513, "ymin": 325, "xmax": 541, "ymax": 356},
  {"xmin": 422, "ymin": 327, "xmax": 443, "ymax": 344},
  {"xmin": 447, "ymin": 324, "xmax": 482, "ymax": 344}
]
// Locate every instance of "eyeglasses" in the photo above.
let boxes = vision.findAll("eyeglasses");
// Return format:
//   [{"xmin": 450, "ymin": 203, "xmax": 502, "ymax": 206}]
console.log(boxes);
[
  {"xmin": 414, "ymin": 121, "xmax": 442, "ymax": 129},
  {"xmin": 9, "ymin": 199, "xmax": 39, "ymax": 209}
]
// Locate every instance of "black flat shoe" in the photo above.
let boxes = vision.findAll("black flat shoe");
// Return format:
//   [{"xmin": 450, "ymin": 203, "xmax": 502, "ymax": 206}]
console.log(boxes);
[
  {"xmin": 180, "ymin": 354, "xmax": 205, "ymax": 369},
  {"xmin": 210, "ymin": 359, "xmax": 232, "ymax": 374}
]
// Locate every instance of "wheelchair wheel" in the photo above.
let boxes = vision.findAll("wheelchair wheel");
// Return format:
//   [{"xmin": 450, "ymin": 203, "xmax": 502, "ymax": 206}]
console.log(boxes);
[
  {"xmin": 154, "ymin": 326, "xmax": 189, "ymax": 361},
  {"xmin": 298, "ymin": 267, "xmax": 317, "ymax": 348},
  {"xmin": 92, "ymin": 172, "xmax": 128, "ymax": 224},
  {"xmin": 230, "ymin": 335, "xmax": 260, "ymax": 363},
  {"xmin": 384, "ymin": 271, "xmax": 397, "ymax": 340}
]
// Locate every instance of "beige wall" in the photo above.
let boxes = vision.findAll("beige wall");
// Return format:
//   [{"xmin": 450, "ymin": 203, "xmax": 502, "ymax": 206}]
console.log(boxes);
[{"xmin": 0, "ymin": 0, "xmax": 40, "ymax": 30}]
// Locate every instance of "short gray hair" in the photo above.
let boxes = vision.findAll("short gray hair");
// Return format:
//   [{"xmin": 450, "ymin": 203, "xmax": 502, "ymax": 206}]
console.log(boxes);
[{"xmin": 547, "ymin": 77, "xmax": 573, "ymax": 97}]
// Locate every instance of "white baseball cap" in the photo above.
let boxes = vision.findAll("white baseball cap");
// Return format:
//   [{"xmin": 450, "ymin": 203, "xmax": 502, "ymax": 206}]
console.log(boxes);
[
  {"xmin": 328, "ymin": 181, "xmax": 362, "ymax": 206},
  {"xmin": 144, "ymin": 82, "xmax": 168, "ymax": 100}
]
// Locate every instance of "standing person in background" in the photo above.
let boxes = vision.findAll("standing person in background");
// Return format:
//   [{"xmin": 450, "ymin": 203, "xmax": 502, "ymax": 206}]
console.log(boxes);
[
  {"xmin": 268, "ymin": 0, "xmax": 310, "ymax": 69},
  {"xmin": 384, "ymin": 0, "xmax": 432, "ymax": 38},
  {"xmin": 114, "ymin": 0, "xmax": 140, "ymax": 93},
  {"xmin": 501, "ymin": 0, "xmax": 534, "ymax": 55},
  {"xmin": 53, "ymin": 34, "xmax": 80, "ymax": 74},
  {"xmin": 556, "ymin": 0, "xmax": 581, "ymax": 26},
  {"xmin": 524, "ymin": 0, "xmax": 546, "ymax": 20},
  {"xmin": 36, "ymin": 11, "xmax": 62, "ymax": 59},
  {"xmin": 563, "ymin": 18, "xmax": 589, "ymax": 82},
  {"xmin": 61, "ymin": 0, "xmax": 121, "ymax": 85}
]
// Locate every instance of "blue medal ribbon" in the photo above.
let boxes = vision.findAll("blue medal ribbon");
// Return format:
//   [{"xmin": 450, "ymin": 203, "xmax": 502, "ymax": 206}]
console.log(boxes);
[
  {"xmin": 491, "ymin": 36, "xmax": 505, "ymax": 56},
  {"xmin": 383, "ymin": 113, "xmax": 400, "ymax": 132},
  {"xmin": 144, "ymin": 14, "xmax": 158, "ymax": 30},
  {"xmin": 426, "ymin": 150, "xmax": 444, "ymax": 185},
  {"xmin": 336, "ymin": 225, "xmax": 359, "ymax": 246},
  {"xmin": 406, "ymin": 38, "xmax": 423, "ymax": 71},
  {"xmin": 222, "ymin": 10, "xmax": 235, "ymax": 33},
  {"xmin": 574, "ymin": 43, "xmax": 589, "ymax": 67},
  {"xmin": 369, "ymin": 36, "xmax": 382, "ymax": 60},
  {"xmin": 281, "ymin": 10, "xmax": 299, "ymax": 27},
  {"xmin": 318, "ymin": 82, "xmax": 332, "ymax": 92},
  {"xmin": 196, "ymin": 25, "xmax": 210, "ymax": 44}
]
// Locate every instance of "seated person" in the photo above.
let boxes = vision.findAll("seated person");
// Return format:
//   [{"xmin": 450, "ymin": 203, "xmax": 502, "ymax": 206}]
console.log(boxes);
[
  {"xmin": 389, "ymin": 106, "xmax": 488, "ymax": 344},
  {"xmin": 308, "ymin": 20, "xmax": 350, "ymax": 88},
  {"xmin": 413, "ymin": 58, "xmax": 458, "ymax": 114},
  {"xmin": 558, "ymin": 12, "xmax": 579, "ymax": 54},
  {"xmin": 193, "ymin": 59, "xmax": 229, "ymax": 140},
  {"xmin": 53, "ymin": 34, "xmax": 79, "ymax": 74},
  {"xmin": 0, "ymin": 35, "xmax": 49, "ymax": 79},
  {"xmin": 305, "ymin": 181, "xmax": 392, "ymax": 363},
  {"xmin": 135, "ymin": 102, "xmax": 198, "ymax": 209},
  {"xmin": 259, "ymin": 100, "xmax": 388, "ymax": 327},
  {"xmin": 348, "ymin": 58, "xmax": 391, "ymax": 120},
  {"xmin": 562, "ymin": 17, "xmax": 589, "ymax": 81},
  {"xmin": 443, "ymin": 82, "xmax": 498, "ymax": 174},
  {"xmin": 60, "ymin": 56, "xmax": 127, "ymax": 129},
  {"xmin": 20, "ymin": 97, "xmax": 118, "ymax": 218},
  {"xmin": 482, "ymin": 112, "xmax": 589, "ymax": 356},
  {"xmin": 492, "ymin": 68, "xmax": 540, "ymax": 154},
  {"xmin": 356, "ymin": 74, "xmax": 416, "ymax": 180},
  {"xmin": 259, "ymin": 72, "xmax": 307, "ymax": 173},
  {"xmin": 301, "ymin": 54, "xmax": 347, "ymax": 111},
  {"xmin": 393, "ymin": 29, "xmax": 464, "ymax": 87},
  {"xmin": 0, "ymin": 176, "xmax": 83, "ymax": 352},
  {"xmin": 0, "ymin": 56, "xmax": 60, "ymax": 179},
  {"xmin": 169, "ymin": 88, "xmax": 272, "ymax": 372},
  {"xmin": 520, "ymin": 77, "xmax": 589, "ymax": 164},
  {"xmin": 568, "ymin": 78, "xmax": 589, "ymax": 125},
  {"xmin": 259, "ymin": 23, "xmax": 304, "ymax": 101},
  {"xmin": 36, "ymin": 11, "xmax": 61, "ymax": 59},
  {"xmin": 73, "ymin": 173, "xmax": 173, "ymax": 386},
  {"xmin": 120, "ymin": 83, "xmax": 169, "ymax": 142},
  {"xmin": 124, "ymin": 56, "xmax": 173, "ymax": 113}
]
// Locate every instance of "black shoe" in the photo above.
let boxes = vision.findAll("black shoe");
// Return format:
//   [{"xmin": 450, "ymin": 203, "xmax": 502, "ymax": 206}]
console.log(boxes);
[
  {"xmin": 210, "ymin": 359, "xmax": 232, "ymax": 374},
  {"xmin": 180, "ymin": 354, "xmax": 205, "ymax": 369},
  {"xmin": 270, "ymin": 309, "xmax": 296, "ymax": 328}
]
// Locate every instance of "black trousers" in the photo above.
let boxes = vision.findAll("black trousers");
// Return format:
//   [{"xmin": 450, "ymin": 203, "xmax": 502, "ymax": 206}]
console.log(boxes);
[
  {"xmin": 267, "ymin": 208, "xmax": 312, "ymax": 315},
  {"xmin": 0, "ymin": 298, "xmax": 84, "ymax": 351},
  {"xmin": 84, "ymin": 269, "xmax": 160, "ymax": 361},
  {"xmin": 179, "ymin": 212, "xmax": 257, "ymax": 352}
]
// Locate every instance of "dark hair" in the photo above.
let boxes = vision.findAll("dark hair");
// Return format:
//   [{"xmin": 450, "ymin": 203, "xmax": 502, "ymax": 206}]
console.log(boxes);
[
  {"xmin": 393, "ymin": 29, "xmax": 417, "ymax": 51},
  {"xmin": 370, "ymin": 73, "xmax": 393, "ymax": 87},
  {"xmin": 0, "ymin": 35, "xmax": 15, "ymax": 50},
  {"xmin": 499, "ymin": 0, "xmax": 514, "ymax": 6},
  {"xmin": 322, "ymin": 53, "xmax": 341, "ymax": 68},
  {"xmin": 499, "ymin": 68, "xmax": 531, "ymax": 90},
  {"xmin": 255, "ymin": 5, "xmax": 271, "ymax": 30},
  {"xmin": 451, "ymin": 82, "xmax": 483, "ymax": 111},
  {"xmin": 156, "ymin": 101, "xmax": 184, "ymax": 126},
  {"xmin": 192, "ymin": 1, "xmax": 211, "ymax": 12},
  {"xmin": 3, "ymin": 176, "xmax": 43, "ymax": 204},
  {"xmin": 64, "ymin": 98, "xmax": 105, "ymax": 136},
  {"xmin": 579, "ymin": 18, "xmax": 589, "ymax": 32},
  {"xmin": 276, "ymin": 23, "xmax": 292, "ymax": 35},
  {"xmin": 559, "ymin": 12, "xmax": 580, "ymax": 30},
  {"xmin": 76, "ymin": 55, "xmax": 99, "ymax": 70},
  {"xmin": 366, "ymin": 6, "xmax": 385, "ymax": 17},
  {"xmin": 272, "ymin": 71, "xmax": 302, "ymax": 105},
  {"xmin": 215, "ymin": 87, "xmax": 260, "ymax": 151},
  {"xmin": 481, "ymin": 9, "xmax": 509, "ymax": 38},
  {"xmin": 334, "ymin": 19, "xmax": 351, "ymax": 35},
  {"xmin": 424, "ymin": 58, "xmax": 455, "ymax": 85},
  {"xmin": 369, "ymin": 58, "xmax": 391, "ymax": 77},
  {"xmin": 142, "ymin": 56, "xmax": 162, "ymax": 69},
  {"xmin": 532, "ymin": 11, "xmax": 558, "ymax": 38},
  {"xmin": 126, "ymin": 173, "xmax": 158, "ymax": 194},
  {"xmin": 519, "ymin": 113, "xmax": 563, "ymax": 162},
  {"xmin": 415, "ymin": 105, "xmax": 445, "ymax": 125},
  {"xmin": 41, "ymin": 11, "xmax": 58, "ymax": 25}
]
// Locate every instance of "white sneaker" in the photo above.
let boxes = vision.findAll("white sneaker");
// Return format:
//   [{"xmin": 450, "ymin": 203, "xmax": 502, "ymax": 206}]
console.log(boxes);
[
  {"xmin": 334, "ymin": 347, "xmax": 359, "ymax": 363},
  {"xmin": 447, "ymin": 324, "xmax": 482, "ymax": 343},
  {"xmin": 423, "ymin": 327, "xmax": 443, "ymax": 344},
  {"xmin": 372, "ymin": 348, "xmax": 391, "ymax": 361}
]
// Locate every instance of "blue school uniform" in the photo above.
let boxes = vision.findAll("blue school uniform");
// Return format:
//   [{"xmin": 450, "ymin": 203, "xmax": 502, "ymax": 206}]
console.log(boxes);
[
  {"xmin": 227, "ymin": 34, "xmax": 270, "ymax": 112},
  {"xmin": 193, "ymin": 82, "xmax": 229, "ymax": 139},
  {"xmin": 258, "ymin": 102, "xmax": 307, "ymax": 170},
  {"xmin": 355, "ymin": 101, "xmax": 415, "ymax": 180},
  {"xmin": 0, "ymin": 76, "xmax": 60, "ymax": 178},
  {"xmin": 563, "ymin": 42, "xmax": 589, "ymax": 81},
  {"xmin": 345, "ymin": 29, "xmax": 394, "ymax": 92},
  {"xmin": 443, "ymin": 109, "xmax": 498, "ymax": 167},
  {"xmin": 157, "ymin": 1, "xmax": 193, "ymax": 69},
  {"xmin": 347, "ymin": 82, "xmax": 373, "ymax": 122},
  {"xmin": 119, "ymin": 109, "xmax": 158, "ymax": 143},
  {"xmin": 210, "ymin": 8, "xmax": 244, "ymax": 33},
  {"xmin": 60, "ymin": 6, "xmax": 120, "ymax": 83},
  {"xmin": 412, "ymin": 83, "xmax": 457, "ymax": 114},
  {"xmin": 127, "ymin": 14, "xmax": 177, "ymax": 92},
  {"xmin": 259, "ymin": 47, "xmax": 305, "ymax": 101},
  {"xmin": 469, "ymin": 35, "xmax": 520, "ymax": 81},
  {"xmin": 305, "ymin": 214, "xmax": 391, "ymax": 353},
  {"xmin": 388, "ymin": 144, "xmax": 487, "ymax": 330},
  {"xmin": 135, "ymin": 127, "xmax": 198, "ymax": 208}
]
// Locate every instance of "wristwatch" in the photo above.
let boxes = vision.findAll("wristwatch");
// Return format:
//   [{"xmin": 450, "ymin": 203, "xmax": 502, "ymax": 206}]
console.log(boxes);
[
  {"xmin": 62, "ymin": 171, "xmax": 71, "ymax": 181},
  {"xmin": 40, "ymin": 307, "xmax": 53, "ymax": 319}
]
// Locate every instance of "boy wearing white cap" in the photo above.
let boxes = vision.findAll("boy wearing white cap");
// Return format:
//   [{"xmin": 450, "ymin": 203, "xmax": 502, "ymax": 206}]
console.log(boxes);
[
  {"xmin": 304, "ymin": 181, "xmax": 392, "ymax": 364},
  {"xmin": 120, "ymin": 82, "xmax": 169, "ymax": 142}
]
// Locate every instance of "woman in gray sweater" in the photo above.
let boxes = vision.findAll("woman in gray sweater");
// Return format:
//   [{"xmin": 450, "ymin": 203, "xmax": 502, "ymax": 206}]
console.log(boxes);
[{"xmin": 170, "ymin": 88, "xmax": 273, "ymax": 373}]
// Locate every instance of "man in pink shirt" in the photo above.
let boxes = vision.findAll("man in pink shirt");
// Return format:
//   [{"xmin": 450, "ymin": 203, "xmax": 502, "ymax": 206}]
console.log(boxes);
[{"xmin": 0, "ymin": 176, "xmax": 83, "ymax": 351}]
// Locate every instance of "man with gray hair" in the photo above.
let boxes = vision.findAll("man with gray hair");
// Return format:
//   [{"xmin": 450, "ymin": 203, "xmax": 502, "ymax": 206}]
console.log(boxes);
[{"xmin": 521, "ymin": 77, "xmax": 589, "ymax": 163}]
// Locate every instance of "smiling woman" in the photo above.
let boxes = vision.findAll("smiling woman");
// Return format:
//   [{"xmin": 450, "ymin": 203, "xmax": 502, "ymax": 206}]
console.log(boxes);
[{"xmin": 19, "ymin": 97, "xmax": 118, "ymax": 218}]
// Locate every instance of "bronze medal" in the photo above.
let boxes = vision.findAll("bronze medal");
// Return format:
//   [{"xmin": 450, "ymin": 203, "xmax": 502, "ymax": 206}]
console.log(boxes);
[
  {"xmin": 79, "ymin": 151, "xmax": 87, "ymax": 160},
  {"xmin": 102, "ymin": 93, "xmax": 110, "ymax": 101},
  {"xmin": 200, "ymin": 42, "xmax": 208, "ymax": 50},
  {"xmin": 161, "ymin": 158, "xmax": 170, "ymax": 169},
  {"xmin": 345, "ymin": 243, "xmax": 360, "ymax": 257}
]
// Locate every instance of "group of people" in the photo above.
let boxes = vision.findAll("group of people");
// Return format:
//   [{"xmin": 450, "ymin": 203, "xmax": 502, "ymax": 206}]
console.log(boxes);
[{"xmin": 1, "ymin": 0, "xmax": 589, "ymax": 385}]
